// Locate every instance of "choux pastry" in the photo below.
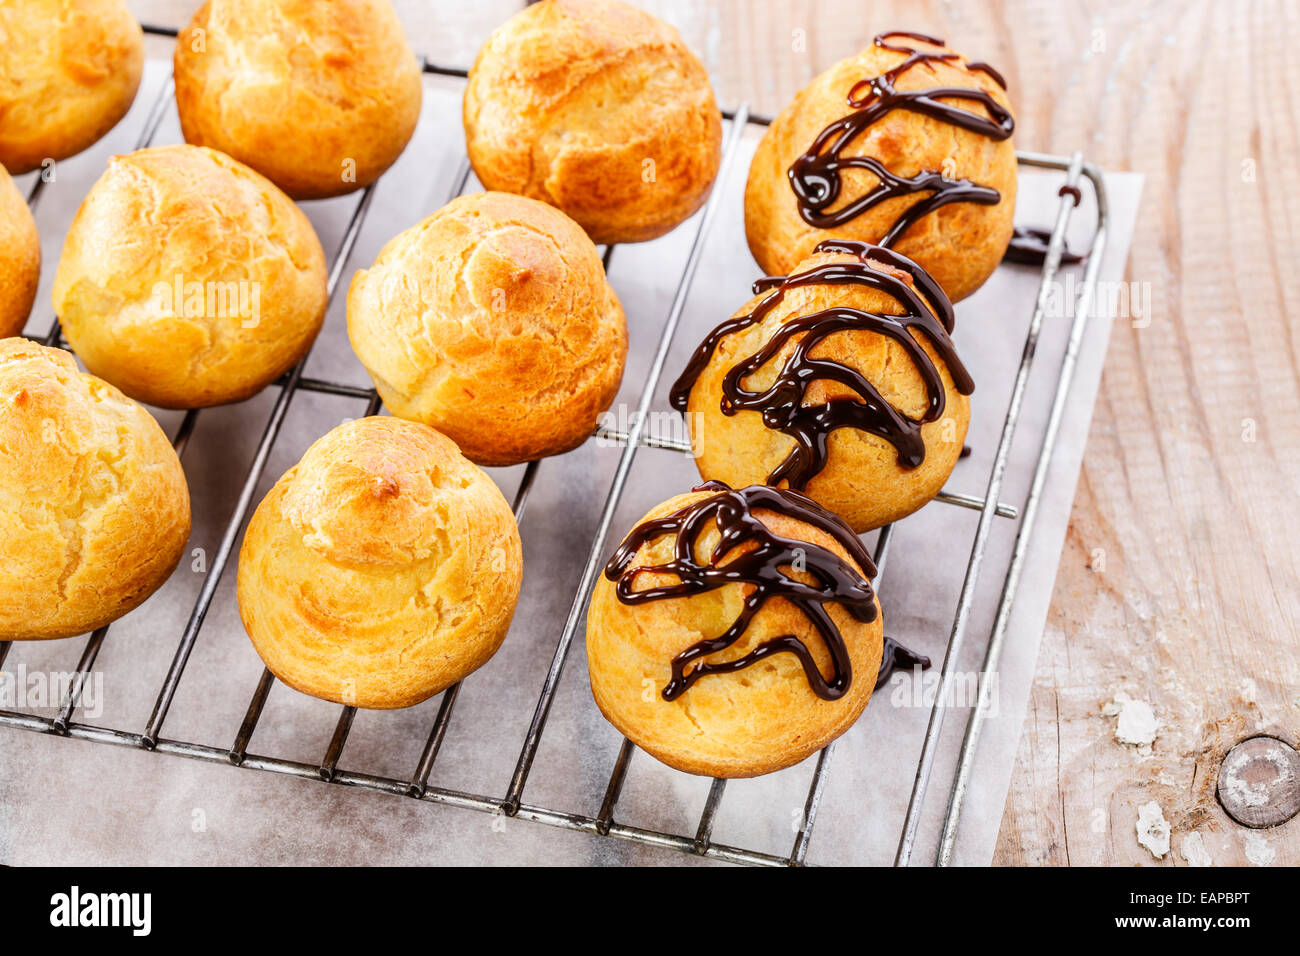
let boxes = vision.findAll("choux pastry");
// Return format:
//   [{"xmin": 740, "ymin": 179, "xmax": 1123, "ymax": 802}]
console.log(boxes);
[
  {"xmin": 0, "ymin": 165, "xmax": 40, "ymax": 337},
  {"xmin": 0, "ymin": 338, "xmax": 190, "ymax": 641},
  {"xmin": 174, "ymin": 0, "xmax": 422, "ymax": 200},
  {"xmin": 0, "ymin": 0, "xmax": 143, "ymax": 175},
  {"xmin": 745, "ymin": 31, "xmax": 1017, "ymax": 302},
  {"xmin": 52, "ymin": 144, "xmax": 328, "ymax": 409},
  {"xmin": 348, "ymin": 191, "xmax": 627, "ymax": 466},
  {"xmin": 463, "ymin": 0, "xmax": 722, "ymax": 245},
  {"xmin": 671, "ymin": 241, "xmax": 972, "ymax": 533},
  {"xmin": 237, "ymin": 416, "xmax": 523, "ymax": 710},
  {"xmin": 588, "ymin": 482, "xmax": 883, "ymax": 778}
]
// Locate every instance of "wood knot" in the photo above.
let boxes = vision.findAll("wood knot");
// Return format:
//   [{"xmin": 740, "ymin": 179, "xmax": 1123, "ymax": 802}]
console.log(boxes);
[{"xmin": 1216, "ymin": 735, "xmax": 1300, "ymax": 828}]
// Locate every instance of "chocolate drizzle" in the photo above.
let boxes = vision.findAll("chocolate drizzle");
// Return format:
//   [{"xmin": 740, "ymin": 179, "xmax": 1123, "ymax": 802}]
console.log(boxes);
[
  {"xmin": 604, "ymin": 482, "xmax": 878, "ymax": 701},
  {"xmin": 669, "ymin": 240, "xmax": 974, "ymax": 487},
  {"xmin": 788, "ymin": 31, "xmax": 1013, "ymax": 238},
  {"xmin": 1003, "ymin": 227, "xmax": 1084, "ymax": 266},
  {"xmin": 876, "ymin": 636, "xmax": 931, "ymax": 690}
]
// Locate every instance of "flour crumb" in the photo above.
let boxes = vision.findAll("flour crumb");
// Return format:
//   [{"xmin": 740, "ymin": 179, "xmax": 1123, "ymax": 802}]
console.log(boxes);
[
  {"xmin": 1136, "ymin": 801, "xmax": 1170, "ymax": 859},
  {"xmin": 1244, "ymin": 831, "xmax": 1275, "ymax": 867},
  {"xmin": 1105, "ymin": 692, "xmax": 1157, "ymax": 748},
  {"xmin": 1180, "ymin": 831, "xmax": 1213, "ymax": 867}
]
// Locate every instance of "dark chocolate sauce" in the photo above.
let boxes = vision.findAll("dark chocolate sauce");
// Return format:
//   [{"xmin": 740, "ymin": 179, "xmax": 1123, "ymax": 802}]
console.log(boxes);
[
  {"xmin": 960, "ymin": 444, "xmax": 972, "ymax": 459},
  {"xmin": 1003, "ymin": 226, "xmax": 1084, "ymax": 266},
  {"xmin": 669, "ymin": 240, "xmax": 973, "ymax": 487},
  {"xmin": 604, "ymin": 482, "xmax": 878, "ymax": 701},
  {"xmin": 876, "ymin": 636, "xmax": 932, "ymax": 690},
  {"xmin": 788, "ymin": 31, "xmax": 1014, "ymax": 236}
]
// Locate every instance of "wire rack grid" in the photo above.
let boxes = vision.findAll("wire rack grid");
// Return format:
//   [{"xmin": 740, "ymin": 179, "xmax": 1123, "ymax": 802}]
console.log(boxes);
[{"xmin": 0, "ymin": 23, "xmax": 1110, "ymax": 867}]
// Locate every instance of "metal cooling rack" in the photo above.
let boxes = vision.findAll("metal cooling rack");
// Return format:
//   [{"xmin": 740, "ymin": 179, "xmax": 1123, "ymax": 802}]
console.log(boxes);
[{"xmin": 0, "ymin": 23, "xmax": 1110, "ymax": 867}]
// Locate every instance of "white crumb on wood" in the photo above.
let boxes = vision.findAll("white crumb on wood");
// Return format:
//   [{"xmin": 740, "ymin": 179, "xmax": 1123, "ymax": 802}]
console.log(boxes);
[
  {"xmin": 1180, "ymin": 831, "xmax": 1213, "ymax": 867},
  {"xmin": 1136, "ymin": 801, "xmax": 1171, "ymax": 859},
  {"xmin": 1244, "ymin": 831, "xmax": 1275, "ymax": 867},
  {"xmin": 1104, "ymin": 692, "xmax": 1157, "ymax": 748}
]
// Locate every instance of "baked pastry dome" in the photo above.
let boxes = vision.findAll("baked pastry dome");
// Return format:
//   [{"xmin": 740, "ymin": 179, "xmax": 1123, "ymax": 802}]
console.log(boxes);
[
  {"xmin": 0, "ymin": 0, "xmax": 144, "ymax": 175},
  {"xmin": 588, "ymin": 483, "xmax": 883, "ymax": 778},
  {"xmin": 52, "ymin": 144, "xmax": 328, "ymax": 409},
  {"xmin": 744, "ymin": 31, "xmax": 1017, "ymax": 302},
  {"xmin": 173, "ymin": 0, "xmax": 422, "ymax": 200},
  {"xmin": 671, "ymin": 241, "xmax": 972, "ymax": 533},
  {"xmin": 237, "ymin": 416, "xmax": 523, "ymax": 710},
  {"xmin": 0, "ymin": 339, "xmax": 190, "ymax": 641},
  {"xmin": 463, "ymin": 0, "xmax": 722, "ymax": 244},
  {"xmin": 0, "ymin": 165, "xmax": 40, "ymax": 337},
  {"xmin": 347, "ymin": 191, "xmax": 627, "ymax": 466}
]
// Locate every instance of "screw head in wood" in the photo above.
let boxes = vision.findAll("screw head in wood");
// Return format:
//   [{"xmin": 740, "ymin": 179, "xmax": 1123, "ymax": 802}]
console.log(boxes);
[{"xmin": 1216, "ymin": 735, "xmax": 1300, "ymax": 828}]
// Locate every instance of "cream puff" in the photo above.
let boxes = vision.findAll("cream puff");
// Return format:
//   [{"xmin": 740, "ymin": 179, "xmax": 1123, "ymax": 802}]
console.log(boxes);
[
  {"xmin": 587, "ymin": 482, "xmax": 883, "ymax": 778},
  {"xmin": 237, "ymin": 416, "xmax": 523, "ymax": 710},
  {"xmin": 348, "ymin": 191, "xmax": 627, "ymax": 466},
  {"xmin": 0, "ymin": 0, "xmax": 144, "ymax": 175},
  {"xmin": 745, "ymin": 31, "xmax": 1016, "ymax": 302},
  {"xmin": 174, "ymin": 0, "xmax": 422, "ymax": 200},
  {"xmin": 671, "ymin": 241, "xmax": 972, "ymax": 532},
  {"xmin": 0, "ymin": 165, "xmax": 40, "ymax": 337},
  {"xmin": 0, "ymin": 338, "xmax": 190, "ymax": 641},
  {"xmin": 463, "ymin": 0, "xmax": 722, "ymax": 244},
  {"xmin": 52, "ymin": 144, "xmax": 328, "ymax": 409}
]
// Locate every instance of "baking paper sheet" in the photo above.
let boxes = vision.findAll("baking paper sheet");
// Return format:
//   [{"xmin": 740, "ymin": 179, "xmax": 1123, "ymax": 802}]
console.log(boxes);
[{"xmin": 0, "ymin": 62, "xmax": 1142, "ymax": 866}]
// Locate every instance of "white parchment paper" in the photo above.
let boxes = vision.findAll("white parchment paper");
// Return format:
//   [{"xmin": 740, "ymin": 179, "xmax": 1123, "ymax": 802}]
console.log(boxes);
[{"xmin": 0, "ymin": 63, "xmax": 1142, "ymax": 866}]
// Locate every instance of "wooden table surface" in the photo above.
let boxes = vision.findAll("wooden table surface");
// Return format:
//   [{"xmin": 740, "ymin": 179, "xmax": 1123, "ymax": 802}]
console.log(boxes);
[{"xmin": 129, "ymin": 0, "xmax": 1300, "ymax": 866}]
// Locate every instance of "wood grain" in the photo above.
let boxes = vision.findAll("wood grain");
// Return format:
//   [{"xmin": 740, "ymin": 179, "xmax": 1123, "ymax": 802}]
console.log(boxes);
[{"xmin": 126, "ymin": 0, "xmax": 1300, "ymax": 865}]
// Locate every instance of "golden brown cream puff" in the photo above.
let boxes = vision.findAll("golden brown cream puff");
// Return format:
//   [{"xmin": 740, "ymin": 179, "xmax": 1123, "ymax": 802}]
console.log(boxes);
[
  {"xmin": 0, "ymin": 338, "xmax": 190, "ymax": 641},
  {"xmin": 588, "ymin": 482, "xmax": 883, "ymax": 778},
  {"xmin": 672, "ymin": 241, "xmax": 972, "ymax": 532},
  {"xmin": 745, "ymin": 31, "xmax": 1016, "ymax": 302},
  {"xmin": 347, "ymin": 191, "xmax": 627, "ymax": 466},
  {"xmin": 463, "ymin": 0, "xmax": 722, "ymax": 244},
  {"xmin": 237, "ymin": 416, "xmax": 523, "ymax": 710},
  {"xmin": 52, "ymin": 144, "xmax": 328, "ymax": 409},
  {"xmin": 174, "ymin": 0, "xmax": 422, "ymax": 200},
  {"xmin": 0, "ymin": 0, "xmax": 144, "ymax": 175}
]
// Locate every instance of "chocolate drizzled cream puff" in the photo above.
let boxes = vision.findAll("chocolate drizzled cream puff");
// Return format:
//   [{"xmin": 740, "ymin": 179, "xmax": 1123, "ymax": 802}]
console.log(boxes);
[
  {"xmin": 587, "ymin": 483, "xmax": 883, "ymax": 778},
  {"xmin": 745, "ymin": 31, "xmax": 1016, "ymax": 302},
  {"xmin": 671, "ymin": 241, "xmax": 972, "ymax": 533}
]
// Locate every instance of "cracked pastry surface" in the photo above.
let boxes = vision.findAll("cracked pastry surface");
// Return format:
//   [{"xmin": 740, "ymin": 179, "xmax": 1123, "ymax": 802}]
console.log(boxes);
[
  {"xmin": 744, "ymin": 35, "xmax": 1017, "ymax": 303},
  {"xmin": 347, "ymin": 191, "xmax": 627, "ymax": 466},
  {"xmin": 676, "ymin": 244, "xmax": 971, "ymax": 533},
  {"xmin": 587, "ymin": 487, "xmax": 883, "ymax": 778},
  {"xmin": 463, "ymin": 0, "xmax": 722, "ymax": 245},
  {"xmin": 52, "ymin": 144, "xmax": 328, "ymax": 409},
  {"xmin": 0, "ymin": 338, "xmax": 190, "ymax": 641},
  {"xmin": 0, "ymin": 0, "xmax": 143, "ymax": 175},
  {"xmin": 237, "ymin": 416, "xmax": 523, "ymax": 709},
  {"xmin": 0, "ymin": 165, "xmax": 40, "ymax": 337},
  {"xmin": 173, "ymin": 0, "xmax": 421, "ymax": 200}
]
